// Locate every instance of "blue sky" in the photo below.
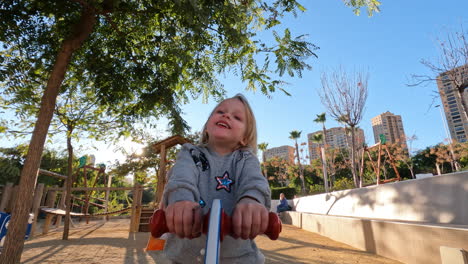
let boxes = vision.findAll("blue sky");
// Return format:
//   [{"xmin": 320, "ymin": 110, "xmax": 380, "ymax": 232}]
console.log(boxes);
[
  {"xmin": 1, "ymin": 0, "xmax": 467, "ymax": 164},
  {"xmin": 181, "ymin": 0, "xmax": 468, "ymax": 158}
]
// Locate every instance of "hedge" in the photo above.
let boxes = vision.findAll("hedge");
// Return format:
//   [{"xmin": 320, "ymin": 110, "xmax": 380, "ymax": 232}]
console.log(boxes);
[{"xmin": 270, "ymin": 187, "xmax": 295, "ymax": 199}]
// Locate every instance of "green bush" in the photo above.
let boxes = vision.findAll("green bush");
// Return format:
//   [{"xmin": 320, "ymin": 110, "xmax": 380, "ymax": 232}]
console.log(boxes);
[
  {"xmin": 309, "ymin": 184, "xmax": 325, "ymax": 194},
  {"xmin": 331, "ymin": 177, "xmax": 354, "ymax": 191},
  {"xmin": 270, "ymin": 187, "xmax": 295, "ymax": 199}
]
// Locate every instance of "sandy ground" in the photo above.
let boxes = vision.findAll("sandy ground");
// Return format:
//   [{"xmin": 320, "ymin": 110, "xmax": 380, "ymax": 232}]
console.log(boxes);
[{"xmin": 19, "ymin": 218, "xmax": 401, "ymax": 264}]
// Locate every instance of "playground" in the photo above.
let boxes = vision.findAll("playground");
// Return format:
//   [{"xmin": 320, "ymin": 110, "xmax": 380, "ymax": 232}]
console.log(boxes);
[
  {"xmin": 1, "ymin": 137, "xmax": 467, "ymax": 263},
  {"xmin": 19, "ymin": 218, "xmax": 400, "ymax": 264}
]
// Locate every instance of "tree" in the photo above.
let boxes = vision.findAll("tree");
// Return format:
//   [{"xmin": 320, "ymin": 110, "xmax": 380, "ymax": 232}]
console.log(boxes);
[
  {"xmin": 319, "ymin": 67, "xmax": 369, "ymax": 188},
  {"xmin": 0, "ymin": 1, "xmax": 381, "ymax": 261},
  {"xmin": 258, "ymin": 142, "xmax": 269, "ymax": 178},
  {"xmin": 0, "ymin": 1, "xmax": 312, "ymax": 260},
  {"xmin": 410, "ymin": 25, "xmax": 468, "ymax": 121},
  {"xmin": 313, "ymin": 112, "xmax": 330, "ymax": 191},
  {"xmin": 311, "ymin": 132, "xmax": 329, "ymax": 192},
  {"xmin": 289, "ymin": 130, "xmax": 305, "ymax": 194},
  {"xmin": 3, "ymin": 77, "xmax": 126, "ymax": 239},
  {"xmin": 265, "ymin": 156, "xmax": 290, "ymax": 187}
]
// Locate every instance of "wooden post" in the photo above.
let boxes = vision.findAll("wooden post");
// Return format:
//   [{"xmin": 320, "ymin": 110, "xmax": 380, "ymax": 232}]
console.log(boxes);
[
  {"xmin": 55, "ymin": 191, "xmax": 66, "ymax": 228},
  {"xmin": 129, "ymin": 183, "xmax": 136, "ymax": 232},
  {"xmin": 30, "ymin": 183, "xmax": 44, "ymax": 237},
  {"xmin": 366, "ymin": 150, "xmax": 378, "ymax": 175},
  {"xmin": 42, "ymin": 214, "xmax": 53, "ymax": 235},
  {"xmin": 0, "ymin": 182, "xmax": 14, "ymax": 212},
  {"xmin": 376, "ymin": 144, "xmax": 382, "ymax": 185},
  {"xmin": 104, "ymin": 174, "xmax": 113, "ymax": 221},
  {"xmin": 133, "ymin": 185, "xmax": 143, "ymax": 232},
  {"xmin": 154, "ymin": 144, "xmax": 166, "ymax": 206},
  {"xmin": 359, "ymin": 148, "xmax": 365, "ymax": 183},
  {"xmin": 384, "ymin": 145, "xmax": 401, "ymax": 181},
  {"xmin": 40, "ymin": 187, "xmax": 47, "ymax": 207},
  {"xmin": 42, "ymin": 185, "xmax": 58, "ymax": 234}
]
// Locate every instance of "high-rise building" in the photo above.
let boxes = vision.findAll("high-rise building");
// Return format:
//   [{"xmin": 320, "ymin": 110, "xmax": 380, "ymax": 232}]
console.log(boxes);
[
  {"xmin": 436, "ymin": 64, "xmax": 468, "ymax": 143},
  {"xmin": 264, "ymin": 145, "xmax": 295, "ymax": 163},
  {"xmin": 371, "ymin": 111, "xmax": 407, "ymax": 146},
  {"xmin": 307, "ymin": 127, "xmax": 365, "ymax": 161}
]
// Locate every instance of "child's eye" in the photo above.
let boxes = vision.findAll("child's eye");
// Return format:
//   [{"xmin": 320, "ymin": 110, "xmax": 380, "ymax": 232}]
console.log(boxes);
[
  {"xmin": 234, "ymin": 116, "xmax": 241, "ymax": 121},
  {"xmin": 216, "ymin": 110, "xmax": 224, "ymax": 114}
]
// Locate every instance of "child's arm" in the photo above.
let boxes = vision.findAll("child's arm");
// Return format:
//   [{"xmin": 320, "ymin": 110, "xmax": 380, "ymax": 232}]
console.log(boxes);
[
  {"xmin": 163, "ymin": 144, "xmax": 202, "ymax": 238},
  {"xmin": 232, "ymin": 151, "xmax": 271, "ymax": 239}
]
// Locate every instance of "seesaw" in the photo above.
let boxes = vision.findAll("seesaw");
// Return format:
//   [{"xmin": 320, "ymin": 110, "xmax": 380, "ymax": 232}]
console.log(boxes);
[{"xmin": 146, "ymin": 199, "xmax": 282, "ymax": 264}]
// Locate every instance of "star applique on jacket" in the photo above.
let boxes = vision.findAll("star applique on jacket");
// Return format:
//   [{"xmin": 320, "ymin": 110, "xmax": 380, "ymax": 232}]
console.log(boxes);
[{"xmin": 215, "ymin": 171, "xmax": 234, "ymax": 192}]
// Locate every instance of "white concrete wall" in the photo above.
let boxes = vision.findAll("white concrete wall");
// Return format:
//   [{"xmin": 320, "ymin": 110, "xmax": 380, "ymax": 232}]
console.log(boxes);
[
  {"xmin": 292, "ymin": 171, "xmax": 468, "ymax": 225},
  {"xmin": 280, "ymin": 212, "xmax": 468, "ymax": 264}
]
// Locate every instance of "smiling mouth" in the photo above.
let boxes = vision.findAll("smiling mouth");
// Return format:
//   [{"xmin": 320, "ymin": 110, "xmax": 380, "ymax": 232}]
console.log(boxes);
[{"xmin": 216, "ymin": 122, "xmax": 230, "ymax": 129}]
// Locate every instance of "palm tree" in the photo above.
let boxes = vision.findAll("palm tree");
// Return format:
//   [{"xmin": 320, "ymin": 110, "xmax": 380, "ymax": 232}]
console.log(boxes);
[
  {"xmin": 311, "ymin": 133, "xmax": 329, "ymax": 192},
  {"xmin": 258, "ymin": 142, "xmax": 269, "ymax": 178},
  {"xmin": 289, "ymin": 130, "xmax": 306, "ymax": 194},
  {"xmin": 314, "ymin": 113, "xmax": 331, "ymax": 188},
  {"xmin": 313, "ymin": 113, "xmax": 327, "ymax": 146}
]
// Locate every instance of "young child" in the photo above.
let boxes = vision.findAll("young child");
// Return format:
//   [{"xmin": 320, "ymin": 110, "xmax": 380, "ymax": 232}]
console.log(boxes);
[{"xmin": 161, "ymin": 94, "xmax": 271, "ymax": 264}]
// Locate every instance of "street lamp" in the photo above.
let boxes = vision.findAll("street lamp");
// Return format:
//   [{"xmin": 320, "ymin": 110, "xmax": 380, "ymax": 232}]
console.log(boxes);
[
  {"xmin": 435, "ymin": 105, "xmax": 452, "ymax": 144},
  {"xmin": 435, "ymin": 104, "xmax": 460, "ymax": 172}
]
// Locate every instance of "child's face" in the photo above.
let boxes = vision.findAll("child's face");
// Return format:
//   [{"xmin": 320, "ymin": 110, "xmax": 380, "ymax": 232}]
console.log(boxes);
[{"xmin": 206, "ymin": 98, "xmax": 247, "ymax": 151}]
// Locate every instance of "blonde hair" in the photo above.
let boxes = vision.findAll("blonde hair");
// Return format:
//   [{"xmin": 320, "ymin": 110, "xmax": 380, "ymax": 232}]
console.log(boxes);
[{"xmin": 199, "ymin": 94, "xmax": 258, "ymax": 154}]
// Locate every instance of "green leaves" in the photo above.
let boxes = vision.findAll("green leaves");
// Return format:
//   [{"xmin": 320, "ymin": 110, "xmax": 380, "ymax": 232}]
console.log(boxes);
[
  {"xmin": 1, "ymin": 0, "xmax": 381, "ymax": 144},
  {"xmin": 343, "ymin": 0, "xmax": 381, "ymax": 17}
]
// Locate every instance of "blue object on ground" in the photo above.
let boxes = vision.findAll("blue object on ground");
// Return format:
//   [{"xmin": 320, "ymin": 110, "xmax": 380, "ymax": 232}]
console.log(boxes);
[{"xmin": 0, "ymin": 212, "xmax": 34, "ymax": 249}]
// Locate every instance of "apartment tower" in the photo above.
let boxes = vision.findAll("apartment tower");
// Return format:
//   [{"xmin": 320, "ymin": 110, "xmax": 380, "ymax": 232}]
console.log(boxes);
[
  {"xmin": 307, "ymin": 127, "xmax": 365, "ymax": 161},
  {"xmin": 371, "ymin": 111, "xmax": 407, "ymax": 146},
  {"xmin": 264, "ymin": 145, "xmax": 295, "ymax": 163},
  {"xmin": 436, "ymin": 64, "xmax": 468, "ymax": 143}
]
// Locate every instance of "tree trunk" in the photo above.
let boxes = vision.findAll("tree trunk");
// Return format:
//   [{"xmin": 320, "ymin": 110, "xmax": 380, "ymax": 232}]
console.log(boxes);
[
  {"xmin": 63, "ymin": 128, "xmax": 74, "ymax": 240},
  {"xmin": 295, "ymin": 141, "xmax": 306, "ymax": 194},
  {"xmin": 350, "ymin": 126, "xmax": 359, "ymax": 188},
  {"xmin": 435, "ymin": 163, "xmax": 441, "ymax": 175},
  {"xmin": 262, "ymin": 153, "xmax": 268, "ymax": 178},
  {"xmin": 0, "ymin": 8, "xmax": 96, "ymax": 264}
]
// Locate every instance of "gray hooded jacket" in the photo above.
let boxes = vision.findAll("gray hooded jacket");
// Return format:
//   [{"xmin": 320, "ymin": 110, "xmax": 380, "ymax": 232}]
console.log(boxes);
[{"xmin": 162, "ymin": 143, "xmax": 271, "ymax": 263}]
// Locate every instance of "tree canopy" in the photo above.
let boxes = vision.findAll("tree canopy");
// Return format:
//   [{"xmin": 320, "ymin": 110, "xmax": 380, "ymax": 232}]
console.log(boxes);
[{"xmin": 0, "ymin": 1, "xmax": 382, "ymax": 262}]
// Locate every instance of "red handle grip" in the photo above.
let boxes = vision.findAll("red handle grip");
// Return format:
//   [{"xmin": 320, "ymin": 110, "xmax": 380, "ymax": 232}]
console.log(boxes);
[{"xmin": 149, "ymin": 209, "xmax": 282, "ymax": 240}]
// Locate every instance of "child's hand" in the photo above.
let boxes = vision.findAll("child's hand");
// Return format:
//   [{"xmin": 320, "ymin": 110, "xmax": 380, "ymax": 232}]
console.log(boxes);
[
  {"xmin": 165, "ymin": 200, "xmax": 202, "ymax": 239},
  {"xmin": 232, "ymin": 198, "xmax": 269, "ymax": 240}
]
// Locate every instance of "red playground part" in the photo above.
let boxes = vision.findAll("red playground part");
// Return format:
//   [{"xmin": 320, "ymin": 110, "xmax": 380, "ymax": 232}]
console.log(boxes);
[{"xmin": 149, "ymin": 208, "xmax": 282, "ymax": 240}]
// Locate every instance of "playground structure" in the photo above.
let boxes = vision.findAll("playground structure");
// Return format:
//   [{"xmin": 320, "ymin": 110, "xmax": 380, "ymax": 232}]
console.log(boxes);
[
  {"xmin": 0, "ymin": 157, "xmax": 145, "ymax": 238},
  {"xmin": 0, "ymin": 135, "xmax": 191, "ymax": 238},
  {"xmin": 361, "ymin": 135, "xmax": 401, "ymax": 185},
  {"xmin": 152, "ymin": 135, "xmax": 190, "ymax": 206}
]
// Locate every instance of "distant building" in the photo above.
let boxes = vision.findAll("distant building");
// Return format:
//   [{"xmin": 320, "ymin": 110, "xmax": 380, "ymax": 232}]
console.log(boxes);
[
  {"xmin": 307, "ymin": 127, "xmax": 365, "ymax": 161},
  {"xmin": 436, "ymin": 64, "xmax": 468, "ymax": 143},
  {"xmin": 264, "ymin": 145, "xmax": 295, "ymax": 163},
  {"xmin": 371, "ymin": 111, "xmax": 407, "ymax": 146}
]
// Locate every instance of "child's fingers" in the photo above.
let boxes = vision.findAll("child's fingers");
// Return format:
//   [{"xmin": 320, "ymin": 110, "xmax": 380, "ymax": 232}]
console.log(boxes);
[
  {"xmin": 165, "ymin": 204, "xmax": 176, "ymax": 234},
  {"xmin": 260, "ymin": 208, "xmax": 269, "ymax": 234},
  {"xmin": 181, "ymin": 206, "xmax": 194, "ymax": 238},
  {"xmin": 232, "ymin": 206, "xmax": 243, "ymax": 239},
  {"xmin": 240, "ymin": 210, "xmax": 252, "ymax": 240},
  {"xmin": 249, "ymin": 210, "xmax": 261, "ymax": 239},
  {"xmin": 173, "ymin": 207, "xmax": 185, "ymax": 238},
  {"xmin": 191, "ymin": 205, "xmax": 202, "ymax": 238}
]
